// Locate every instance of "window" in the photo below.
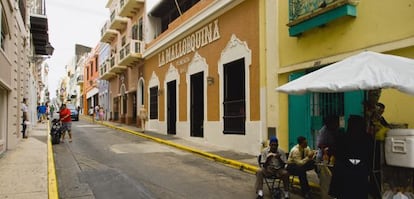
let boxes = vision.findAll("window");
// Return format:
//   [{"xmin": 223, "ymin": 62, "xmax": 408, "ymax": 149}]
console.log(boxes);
[
  {"xmin": 121, "ymin": 36, "xmax": 126, "ymax": 46},
  {"xmin": 0, "ymin": 4, "xmax": 9, "ymax": 50},
  {"xmin": 138, "ymin": 18, "xmax": 143, "ymax": 41},
  {"xmin": 149, "ymin": 86, "xmax": 158, "ymax": 119},
  {"xmin": 140, "ymin": 81, "xmax": 144, "ymax": 105},
  {"xmin": 132, "ymin": 18, "xmax": 143, "ymax": 41},
  {"xmin": 223, "ymin": 58, "xmax": 245, "ymax": 134},
  {"xmin": 86, "ymin": 66, "xmax": 89, "ymax": 78},
  {"xmin": 150, "ymin": 0, "xmax": 200, "ymax": 34},
  {"xmin": 310, "ymin": 92, "xmax": 344, "ymax": 118},
  {"xmin": 132, "ymin": 24, "xmax": 138, "ymax": 40},
  {"xmin": 122, "ymin": 94, "xmax": 127, "ymax": 114}
]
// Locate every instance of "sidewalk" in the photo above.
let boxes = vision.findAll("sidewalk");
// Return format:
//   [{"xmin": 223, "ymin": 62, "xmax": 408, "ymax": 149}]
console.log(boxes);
[{"xmin": 0, "ymin": 122, "xmax": 48, "ymax": 199}]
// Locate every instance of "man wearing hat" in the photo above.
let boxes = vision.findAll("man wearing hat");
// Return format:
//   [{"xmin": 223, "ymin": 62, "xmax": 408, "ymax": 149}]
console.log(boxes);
[{"xmin": 255, "ymin": 136, "xmax": 289, "ymax": 199}]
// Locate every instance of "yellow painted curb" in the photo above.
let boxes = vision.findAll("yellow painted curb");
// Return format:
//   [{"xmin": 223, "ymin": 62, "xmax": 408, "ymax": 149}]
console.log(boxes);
[
  {"xmin": 80, "ymin": 116, "xmax": 320, "ymax": 189},
  {"xmin": 47, "ymin": 122, "xmax": 59, "ymax": 199}
]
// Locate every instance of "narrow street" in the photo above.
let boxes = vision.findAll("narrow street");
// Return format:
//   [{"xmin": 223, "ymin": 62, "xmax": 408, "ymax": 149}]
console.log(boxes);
[{"xmin": 53, "ymin": 120, "xmax": 257, "ymax": 199}]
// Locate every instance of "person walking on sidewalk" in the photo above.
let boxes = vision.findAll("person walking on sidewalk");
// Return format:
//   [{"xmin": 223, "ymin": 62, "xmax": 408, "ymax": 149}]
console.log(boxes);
[
  {"xmin": 21, "ymin": 98, "xmax": 29, "ymax": 139},
  {"xmin": 255, "ymin": 136, "xmax": 290, "ymax": 199},
  {"xmin": 59, "ymin": 104, "xmax": 73, "ymax": 142}
]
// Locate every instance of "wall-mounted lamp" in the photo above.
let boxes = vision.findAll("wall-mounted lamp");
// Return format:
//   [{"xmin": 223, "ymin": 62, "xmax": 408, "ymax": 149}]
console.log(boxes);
[{"xmin": 207, "ymin": 76, "xmax": 214, "ymax": 85}]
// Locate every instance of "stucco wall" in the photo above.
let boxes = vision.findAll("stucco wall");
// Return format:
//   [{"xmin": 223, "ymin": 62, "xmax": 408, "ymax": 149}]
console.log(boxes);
[{"xmin": 278, "ymin": 0, "xmax": 414, "ymax": 67}]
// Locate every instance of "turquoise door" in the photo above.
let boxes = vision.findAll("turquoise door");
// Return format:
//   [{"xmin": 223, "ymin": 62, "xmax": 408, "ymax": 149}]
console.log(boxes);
[
  {"xmin": 288, "ymin": 72, "xmax": 311, "ymax": 150},
  {"xmin": 287, "ymin": 72, "xmax": 365, "ymax": 150}
]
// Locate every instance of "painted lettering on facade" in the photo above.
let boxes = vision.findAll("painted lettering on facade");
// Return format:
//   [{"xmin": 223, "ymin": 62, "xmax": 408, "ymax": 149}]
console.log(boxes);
[{"xmin": 158, "ymin": 19, "xmax": 220, "ymax": 67}]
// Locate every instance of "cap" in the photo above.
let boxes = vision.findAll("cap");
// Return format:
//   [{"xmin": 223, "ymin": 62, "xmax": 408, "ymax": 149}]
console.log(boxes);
[{"xmin": 269, "ymin": 136, "xmax": 278, "ymax": 144}]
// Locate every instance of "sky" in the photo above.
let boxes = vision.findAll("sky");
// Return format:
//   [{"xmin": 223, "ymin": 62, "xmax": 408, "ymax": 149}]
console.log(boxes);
[{"xmin": 46, "ymin": 0, "xmax": 108, "ymax": 97}]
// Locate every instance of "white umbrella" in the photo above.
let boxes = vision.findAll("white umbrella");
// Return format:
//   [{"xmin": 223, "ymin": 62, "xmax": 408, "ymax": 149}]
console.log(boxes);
[{"xmin": 276, "ymin": 51, "xmax": 414, "ymax": 95}]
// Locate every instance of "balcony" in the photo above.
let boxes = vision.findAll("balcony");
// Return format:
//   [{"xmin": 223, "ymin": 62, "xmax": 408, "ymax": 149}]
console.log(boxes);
[
  {"xmin": 119, "ymin": 0, "xmax": 144, "ymax": 18},
  {"xmin": 118, "ymin": 40, "xmax": 144, "ymax": 67},
  {"xmin": 108, "ymin": 54, "xmax": 127, "ymax": 74},
  {"xmin": 109, "ymin": 9, "xmax": 129, "ymax": 31},
  {"xmin": 287, "ymin": 0, "xmax": 357, "ymax": 37},
  {"xmin": 100, "ymin": 20, "xmax": 118, "ymax": 43},
  {"xmin": 100, "ymin": 59, "xmax": 117, "ymax": 80},
  {"xmin": 77, "ymin": 75, "xmax": 84, "ymax": 85}
]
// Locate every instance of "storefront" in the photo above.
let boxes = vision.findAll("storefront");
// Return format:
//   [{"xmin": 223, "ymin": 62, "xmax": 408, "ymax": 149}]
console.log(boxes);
[{"xmin": 142, "ymin": 0, "xmax": 263, "ymax": 154}]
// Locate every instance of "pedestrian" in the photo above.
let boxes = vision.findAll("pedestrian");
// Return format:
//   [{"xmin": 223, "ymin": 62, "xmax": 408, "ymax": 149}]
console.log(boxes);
[
  {"xmin": 329, "ymin": 115, "xmax": 372, "ymax": 199},
  {"xmin": 21, "ymin": 98, "xmax": 29, "ymax": 139},
  {"xmin": 59, "ymin": 104, "xmax": 73, "ymax": 142},
  {"xmin": 94, "ymin": 105, "xmax": 100, "ymax": 120},
  {"xmin": 36, "ymin": 102, "xmax": 41, "ymax": 122},
  {"xmin": 99, "ymin": 106, "xmax": 104, "ymax": 121},
  {"xmin": 50, "ymin": 105, "xmax": 55, "ymax": 119},
  {"xmin": 316, "ymin": 115, "xmax": 340, "ymax": 163},
  {"xmin": 39, "ymin": 103, "xmax": 47, "ymax": 123},
  {"xmin": 88, "ymin": 106, "xmax": 94, "ymax": 116},
  {"xmin": 45, "ymin": 102, "xmax": 50, "ymax": 120},
  {"xmin": 139, "ymin": 105, "xmax": 147, "ymax": 131},
  {"xmin": 77, "ymin": 106, "xmax": 81, "ymax": 115}
]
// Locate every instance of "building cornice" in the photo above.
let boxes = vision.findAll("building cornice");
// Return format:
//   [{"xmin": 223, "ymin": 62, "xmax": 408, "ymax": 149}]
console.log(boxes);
[
  {"xmin": 278, "ymin": 36, "xmax": 414, "ymax": 74},
  {"xmin": 143, "ymin": 0, "xmax": 245, "ymax": 59}
]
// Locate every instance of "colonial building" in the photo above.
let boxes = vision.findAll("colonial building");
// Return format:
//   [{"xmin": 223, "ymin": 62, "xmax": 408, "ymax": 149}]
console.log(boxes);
[
  {"xmin": 96, "ymin": 0, "xmax": 278, "ymax": 154},
  {"xmin": 277, "ymin": 0, "xmax": 414, "ymax": 149},
  {"xmin": 84, "ymin": 45, "xmax": 101, "ymax": 113},
  {"xmin": 100, "ymin": 0, "xmax": 145, "ymax": 124},
  {"xmin": 0, "ymin": 0, "xmax": 52, "ymax": 154}
]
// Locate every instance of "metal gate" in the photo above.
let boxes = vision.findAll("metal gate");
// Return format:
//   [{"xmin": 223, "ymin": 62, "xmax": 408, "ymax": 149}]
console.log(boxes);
[{"xmin": 310, "ymin": 92, "xmax": 344, "ymax": 148}]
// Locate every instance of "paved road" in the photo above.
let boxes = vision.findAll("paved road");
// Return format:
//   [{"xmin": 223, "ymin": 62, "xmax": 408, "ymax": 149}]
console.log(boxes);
[{"xmin": 53, "ymin": 120, "xmax": 258, "ymax": 199}]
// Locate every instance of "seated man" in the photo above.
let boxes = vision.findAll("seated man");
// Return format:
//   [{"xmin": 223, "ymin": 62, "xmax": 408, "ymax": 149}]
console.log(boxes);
[
  {"xmin": 286, "ymin": 136, "xmax": 315, "ymax": 199},
  {"xmin": 255, "ymin": 136, "xmax": 289, "ymax": 199}
]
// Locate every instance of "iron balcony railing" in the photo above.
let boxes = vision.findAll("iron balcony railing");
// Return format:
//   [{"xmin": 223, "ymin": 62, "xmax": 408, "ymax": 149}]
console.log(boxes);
[{"xmin": 289, "ymin": 0, "xmax": 346, "ymax": 21}]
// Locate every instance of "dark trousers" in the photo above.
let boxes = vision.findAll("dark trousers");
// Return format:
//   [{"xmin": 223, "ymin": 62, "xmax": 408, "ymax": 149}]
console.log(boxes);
[
  {"xmin": 287, "ymin": 160, "xmax": 315, "ymax": 194},
  {"xmin": 22, "ymin": 121, "xmax": 27, "ymax": 137}
]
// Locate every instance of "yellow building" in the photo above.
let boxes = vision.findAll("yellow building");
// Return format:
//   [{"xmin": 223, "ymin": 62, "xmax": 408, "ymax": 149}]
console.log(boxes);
[{"xmin": 277, "ymin": 0, "xmax": 414, "ymax": 149}]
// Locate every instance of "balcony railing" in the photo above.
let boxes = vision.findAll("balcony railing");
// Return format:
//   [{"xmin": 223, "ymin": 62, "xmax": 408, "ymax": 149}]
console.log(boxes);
[
  {"xmin": 118, "ymin": 0, "xmax": 145, "ymax": 18},
  {"xmin": 287, "ymin": 0, "xmax": 356, "ymax": 36},
  {"xmin": 108, "ymin": 54, "xmax": 127, "ymax": 74},
  {"xmin": 118, "ymin": 39, "xmax": 144, "ymax": 66},
  {"xmin": 100, "ymin": 20, "xmax": 119, "ymax": 43},
  {"xmin": 100, "ymin": 60, "xmax": 116, "ymax": 80},
  {"xmin": 108, "ymin": 7, "xmax": 129, "ymax": 31}
]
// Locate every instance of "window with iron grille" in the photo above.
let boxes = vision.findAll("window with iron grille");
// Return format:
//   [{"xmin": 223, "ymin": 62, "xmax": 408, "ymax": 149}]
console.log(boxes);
[
  {"xmin": 132, "ymin": 24, "xmax": 138, "ymax": 40},
  {"xmin": 0, "ymin": 3, "xmax": 7, "ymax": 50},
  {"xmin": 310, "ymin": 92, "xmax": 344, "ymax": 118},
  {"xmin": 149, "ymin": 86, "xmax": 158, "ymax": 119},
  {"xmin": 223, "ymin": 58, "xmax": 245, "ymax": 134}
]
